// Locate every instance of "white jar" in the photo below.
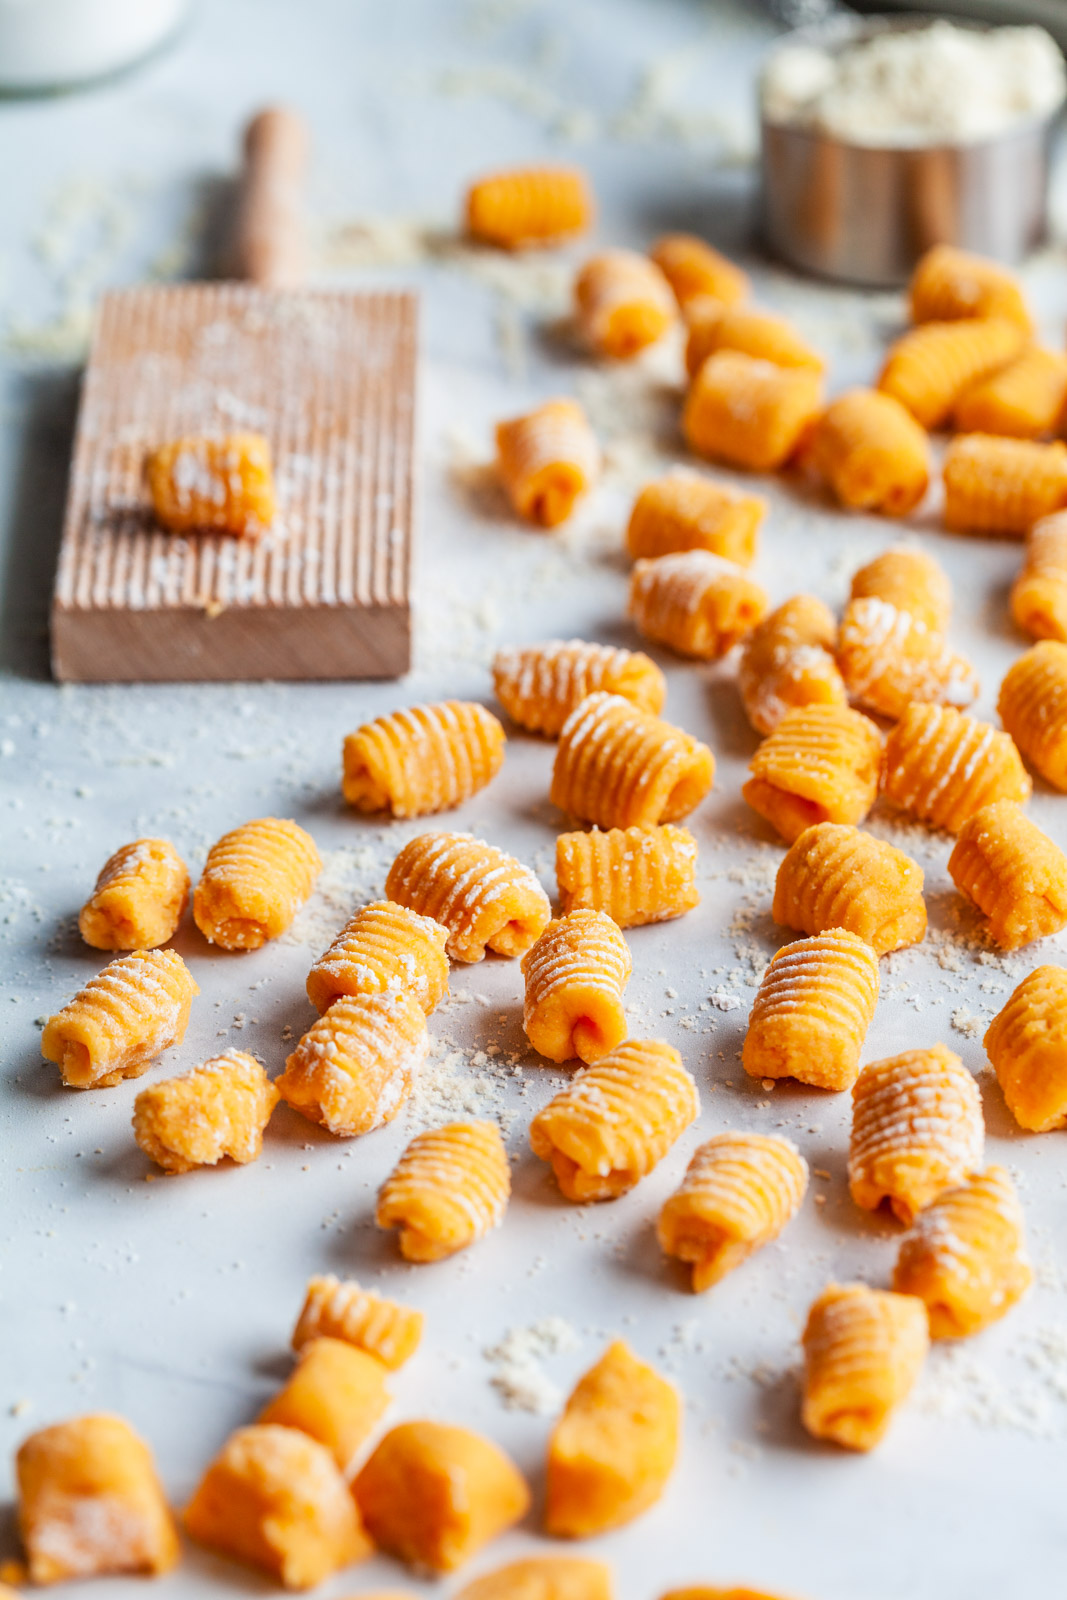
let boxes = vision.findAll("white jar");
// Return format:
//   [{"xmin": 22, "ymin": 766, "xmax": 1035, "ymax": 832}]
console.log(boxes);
[{"xmin": 0, "ymin": 0, "xmax": 187, "ymax": 92}]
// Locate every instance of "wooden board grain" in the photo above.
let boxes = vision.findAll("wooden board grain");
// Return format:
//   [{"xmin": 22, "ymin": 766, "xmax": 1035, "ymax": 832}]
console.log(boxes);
[{"xmin": 52, "ymin": 284, "xmax": 416, "ymax": 682}]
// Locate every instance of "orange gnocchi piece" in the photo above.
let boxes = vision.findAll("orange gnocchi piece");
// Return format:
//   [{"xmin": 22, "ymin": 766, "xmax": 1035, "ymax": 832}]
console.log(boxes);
[
  {"xmin": 529, "ymin": 1038, "xmax": 698, "ymax": 1202},
  {"xmin": 146, "ymin": 432, "xmax": 274, "ymax": 537},
  {"xmin": 948, "ymin": 798, "xmax": 1067, "ymax": 950},
  {"xmin": 625, "ymin": 469, "xmax": 765, "ymax": 566},
  {"xmin": 773, "ymin": 823, "xmax": 926, "ymax": 956},
  {"xmin": 836, "ymin": 596, "xmax": 978, "ymax": 720},
  {"xmin": 132, "ymin": 1049, "xmax": 278, "ymax": 1174},
  {"xmin": 955, "ymin": 347, "xmax": 1067, "ymax": 439},
  {"xmin": 306, "ymin": 900, "xmax": 449, "ymax": 1016},
  {"xmin": 292, "ymin": 1274, "xmax": 423, "ymax": 1370},
  {"xmin": 16, "ymin": 1414, "xmax": 179, "ymax": 1584},
  {"xmin": 801, "ymin": 1284, "xmax": 929, "ymax": 1452},
  {"xmin": 650, "ymin": 233, "xmax": 749, "ymax": 309},
  {"xmin": 999, "ymin": 639, "xmax": 1067, "ymax": 789},
  {"xmin": 184, "ymin": 1424, "xmax": 371, "ymax": 1588},
  {"xmin": 521, "ymin": 909, "xmax": 632, "ymax": 1064},
  {"xmin": 683, "ymin": 350, "xmax": 822, "ymax": 471},
  {"xmin": 376, "ymin": 1120, "xmax": 510, "ymax": 1261},
  {"xmin": 575, "ymin": 250, "xmax": 676, "ymax": 358},
  {"xmin": 457, "ymin": 1556, "xmax": 614, "ymax": 1600},
  {"xmin": 492, "ymin": 638, "xmax": 665, "ymax": 736},
  {"xmin": 258, "ymin": 1337, "xmax": 390, "ymax": 1470},
  {"xmin": 909, "ymin": 245, "xmax": 1032, "ymax": 330},
  {"xmin": 804, "ymin": 389, "xmax": 930, "ymax": 516},
  {"xmin": 684, "ymin": 298, "xmax": 824, "ymax": 378},
  {"xmin": 41, "ymin": 947, "xmax": 198, "ymax": 1089},
  {"xmin": 628, "ymin": 551, "xmax": 767, "ymax": 659},
  {"xmin": 555, "ymin": 823, "xmax": 698, "ymax": 928},
  {"xmin": 984, "ymin": 965, "xmax": 1067, "ymax": 1132},
  {"xmin": 385, "ymin": 832, "xmax": 550, "ymax": 962},
  {"xmin": 877, "ymin": 318, "xmax": 1026, "ymax": 428},
  {"xmin": 893, "ymin": 1166, "xmax": 1031, "ymax": 1339},
  {"xmin": 1011, "ymin": 513, "xmax": 1067, "ymax": 641},
  {"xmin": 551, "ymin": 692, "xmax": 715, "ymax": 828},
  {"xmin": 742, "ymin": 929, "xmax": 880, "ymax": 1091},
  {"xmin": 738, "ymin": 595, "xmax": 846, "ymax": 736},
  {"xmin": 743, "ymin": 703, "xmax": 882, "ymax": 843},
  {"xmin": 545, "ymin": 1340, "xmax": 679, "ymax": 1537},
  {"xmin": 343, "ymin": 701, "xmax": 506, "ymax": 817},
  {"xmin": 78, "ymin": 837, "xmax": 190, "ymax": 951},
  {"xmin": 849, "ymin": 545, "xmax": 952, "ymax": 635},
  {"xmin": 881, "ymin": 703, "xmax": 1031, "ymax": 833},
  {"xmin": 277, "ymin": 990, "xmax": 428, "ymax": 1138},
  {"xmin": 943, "ymin": 433, "xmax": 1067, "ymax": 536},
  {"xmin": 353, "ymin": 1421, "xmax": 529, "ymax": 1572},
  {"xmin": 466, "ymin": 165, "xmax": 592, "ymax": 249},
  {"xmin": 193, "ymin": 817, "xmax": 321, "ymax": 950},
  {"xmin": 657, "ymin": 1133, "xmax": 808, "ymax": 1290},
  {"xmin": 849, "ymin": 1045, "xmax": 984, "ymax": 1225},
  {"xmin": 495, "ymin": 399, "xmax": 600, "ymax": 527}
]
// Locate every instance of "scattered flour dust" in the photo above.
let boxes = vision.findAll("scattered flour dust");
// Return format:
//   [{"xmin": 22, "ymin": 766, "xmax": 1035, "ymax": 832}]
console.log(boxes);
[
  {"xmin": 484, "ymin": 1315, "xmax": 580, "ymax": 1413},
  {"xmin": 280, "ymin": 843, "xmax": 391, "ymax": 952},
  {"xmin": 916, "ymin": 1324, "xmax": 1067, "ymax": 1438}
]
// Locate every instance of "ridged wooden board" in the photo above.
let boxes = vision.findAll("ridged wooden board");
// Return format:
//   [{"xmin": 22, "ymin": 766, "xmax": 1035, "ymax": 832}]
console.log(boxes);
[{"xmin": 52, "ymin": 283, "xmax": 416, "ymax": 682}]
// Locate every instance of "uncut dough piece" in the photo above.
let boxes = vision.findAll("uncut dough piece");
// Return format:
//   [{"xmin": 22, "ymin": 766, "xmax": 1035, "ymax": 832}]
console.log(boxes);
[
  {"xmin": 849, "ymin": 1045, "xmax": 984, "ymax": 1225},
  {"xmin": 684, "ymin": 298, "xmax": 824, "ymax": 378},
  {"xmin": 495, "ymin": 400, "xmax": 600, "ymax": 527},
  {"xmin": 258, "ymin": 1337, "xmax": 390, "ymax": 1470},
  {"xmin": 575, "ymin": 250, "xmax": 676, "ymax": 358},
  {"xmin": 1011, "ymin": 514, "xmax": 1067, "ymax": 641},
  {"xmin": 738, "ymin": 594, "xmax": 846, "ymax": 735},
  {"xmin": 651, "ymin": 233, "xmax": 749, "ymax": 308},
  {"xmin": 998, "ymin": 639, "xmax": 1067, "ymax": 789},
  {"xmin": 628, "ymin": 550, "xmax": 768, "ymax": 659},
  {"xmin": 306, "ymin": 899, "xmax": 449, "ymax": 1016},
  {"xmin": 545, "ymin": 1340, "xmax": 679, "ymax": 1537},
  {"xmin": 78, "ymin": 837, "xmax": 190, "ymax": 951},
  {"xmin": 385, "ymin": 832, "xmax": 551, "ymax": 962},
  {"xmin": 145, "ymin": 431, "xmax": 275, "ymax": 537},
  {"xmin": 743, "ymin": 704, "xmax": 882, "ymax": 843},
  {"xmin": 943, "ymin": 434, "xmax": 1067, "ymax": 536},
  {"xmin": 909, "ymin": 245, "xmax": 1032, "ymax": 330},
  {"xmin": 881, "ymin": 703, "xmax": 1031, "ymax": 834},
  {"xmin": 457, "ymin": 1557, "xmax": 614, "ymax": 1600},
  {"xmin": 292, "ymin": 1274, "xmax": 424, "ymax": 1369},
  {"xmin": 660, "ymin": 1589, "xmax": 796, "ymax": 1600},
  {"xmin": 16, "ymin": 1414, "xmax": 179, "ymax": 1585},
  {"xmin": 277, "ymin": 989, "xmax": 428, "ymax": 1138},
  {"xmin": 955, "ymin": 347, "xmax": 1067, "ymax": 439},
  {"xmin": 877, "ymin": 317, "xmax": 1026, "ymax": 428},
  {"xmin": 626, "ymin": 469, "xmax": 765, "ymax": 566},
  {"xmin": 193, "ymin": 816, "xmax": 321, "ymax": 950},
  {"xmin": 948, "ymin": 798, "xmax": 1067, "ymax": 949},
  {"xmin": 742, "ymin": 929, "xmax": 880, "ymax": 1091},
  {"xmin": 772, "ymin": 822, "xmax": 926, "ymax": 955},
  {"xmin": 801, "ymin": 1283, "xmax": 929, "ymax": 1452},
  {"xmin": 850, "ymin": 545, "xmax": 951, "ymax": 634},
  {"xmin": 804, "ymin": 389, "xmax": 929, "ymax": 516},
  {"xmin": 683, "ymin": 350, "xmax": 822, "ymax": 471},
  {"xmin": 353, "ymin": 1421, "xmax": 529, "ymax": 1573},
  {"xmin": 893, "ymin": 1166, "xmax": 1031, "ymax": 1338},
  {"xmin": 466, "ymin": 166, "xmax": 592, "ymax": 249},
  {"xmin": 529, "ymin": 1038, "xmax": 699, "ymax": 1202},
  {"xmin": 493, "ymin": 638, "xmax": 665, "ymax": 736},
  {"xmin": 985, "ymin": 965, "xmax": 1067, "ymax": 1132},
  {"xmin": 555, "ymin": 823, "xmax": 698, "ymax": 928},
  {"xmin": 836, "ymin": 597, "xmax": 978, "ymax": 720},
  {"xmin": 551, "ymin": 692, "xmax": 715, "ymax": 829},
  {"xmin": 376, "ymin": 1120, "xmax": 510, "ymax": 1261},
  {"xmin": 657, "ymin": 1133, "xmax": 808, "ymax": 1290},
  {"xmin": 184, "ymin": 1424, "xmax": 371, "ymax": 1589},
  {"xmin": 132, "ymin": 1049, "xmax": 278, "ymax": 1174},
  {"xmin": 521, "ymin": 909, "xmax": 632, "ymax": 1064},
  {"xmin": 41, "ymin": 947, "xmax": 198, "ymax": 1089},
  {"xmin": 343, "ymin": 701, "xmax": 506, "ymax": 818}
]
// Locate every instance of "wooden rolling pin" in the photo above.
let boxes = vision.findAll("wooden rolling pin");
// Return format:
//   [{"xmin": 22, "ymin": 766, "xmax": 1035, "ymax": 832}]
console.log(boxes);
[{"xmin": 231, "ymin": 105, "xmax": 309, "ymax": 287}]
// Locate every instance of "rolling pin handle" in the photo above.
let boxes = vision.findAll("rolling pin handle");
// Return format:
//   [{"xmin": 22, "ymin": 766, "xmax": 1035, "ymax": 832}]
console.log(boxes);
[{"xmin": 233, "ymin": 105, "xmax": 309, "ymax": 288}]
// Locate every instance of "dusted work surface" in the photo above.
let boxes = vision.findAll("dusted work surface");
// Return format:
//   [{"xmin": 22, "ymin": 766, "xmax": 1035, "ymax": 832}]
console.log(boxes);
[{"xmin": 2, "ymin": 2, "xmax": 1067, "ymax": 1597}]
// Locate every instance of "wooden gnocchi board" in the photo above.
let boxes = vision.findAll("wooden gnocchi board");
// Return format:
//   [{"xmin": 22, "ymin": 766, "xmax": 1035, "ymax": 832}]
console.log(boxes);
[{"xmin": 51, "ymin": 283, "xmax": 416, "ymax": 682}]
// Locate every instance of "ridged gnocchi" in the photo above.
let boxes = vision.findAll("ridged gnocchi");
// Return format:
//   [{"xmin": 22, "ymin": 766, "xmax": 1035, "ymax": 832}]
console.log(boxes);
[
  {"xmin": 948, "ymin": 798, "xmax": 1067, "ymax": 949},
  {"xmin": 193, "ymin": 817, "xmax": 321, "ymax": 950},
  {"xmin": 657, "ymin": 1133, "xmax": 808, "ymax": 1289},
  {"xmin": 999, "ymin": 639, "xmax": 1067, "ymax": 789},
  {"xmin": 738, "ymin": 595, "xmax": 846, "ymax": 735},
  {"xmin": 743, "ymin": 703, "xmax": 882, "ymax": 843},
  {"xmin": 305, "ymin": 900, "xmax": 449, "ymax": 1016},
  {"xmin": 575, "ymin": 250, "xmax": 676, "ymax": 358},
  {"xmin": 683, "ymin": 350, "xmax": 822, "ymax": 471},
  {"xmin": 292, "ymin": 1274, "xmax": 424, "ymax": 1369},
  {"xmin": 385, "ymin": 832, "xmax": 550, "ymax": 962},
  {"xmin": 773, "ymin": 823, "xmax": 926, "ymax": 956},
  {"xmin": 466, "ymin": 166, "xmax": 592, "ymax": 249},
  {"xmin": 495, "ymin": 400, "xmax": 600, "ymax": 527},
  {"xmin": 984, "ymin": 965, "xmax": 1067, "ymax": 1132},
  {"xmin": 132, "ymin": 1049, "xmax": 278, "ymax": 1174},
  {"xmin": 521, "ymin": 909, "xmax": 632, "ymax": 1063},
  {"xmin": 836, "ymin": 596, "xmax": 978, "ymax": 720},
  {"xmin": 804, "ymin": 389, "xmax": 929, "ymax": 516},
  {"xmin": 555, "ymin": 823, "xmax": 698, "ymax": 928},
  {"xmin": 742, "ymin": 929, "xmax": 880, "ymax": 1091},
  {"xmin": 877, "ymin": 318, "xmax": 1026, "ymax": 428},
  {"xmin": 801, "ymin": 1284, "xmax": 929, "ymax": 1452},
  {"xmin": 78, "ymin": 838, "xmax": 189, "ymax": 951},
  {"xmin": 41, "ymin": 948, "xmax": 198, "ymax": 1089},
  {"xmin": 492, "ymin": 638, "xmax": 665, "ymax": 736},
  {"xmin": 343, "ymin": 701, "xmax": 505, "ymax": 817},
  {"xmin": 1011, "ymin": 514, "xmax": 1067, "ymax": 641},
  {"xmin": 276, "ymin": 990, "xmax": 428, "ymax": 1138},
  {"xmin": 943, "ymin": 434, "xmax": 1067, "ymax": 536},
  {"xmin": 551, "ymin": 692, "xmax": 715, "ymax": 828},
  {"xmin": 626, "ymin": 470, "xmax": 764, "ymax": 566},
  {"xmin": 881, "ymin": 703, "xmax": 1031, "ymax": 833},
  {"xmin": 628, "ymin": 550, "xmax": 767, "ymax": 659},
  {"xmin": 376, "ymin": 1120, "xmax": 510, "ymax": 1261}
]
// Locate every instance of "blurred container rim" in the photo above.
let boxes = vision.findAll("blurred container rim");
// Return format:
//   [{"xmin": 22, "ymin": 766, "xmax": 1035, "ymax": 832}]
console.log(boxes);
[{"xmin": 0, "ymin": 0, "xmax": 190, "ymax": 97}]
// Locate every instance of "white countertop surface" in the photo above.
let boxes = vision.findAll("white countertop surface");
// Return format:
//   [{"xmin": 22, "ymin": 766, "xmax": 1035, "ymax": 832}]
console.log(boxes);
[{"xmin": 2, "ymin": 3, "xmax": 1067, "ymax": 1597}]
